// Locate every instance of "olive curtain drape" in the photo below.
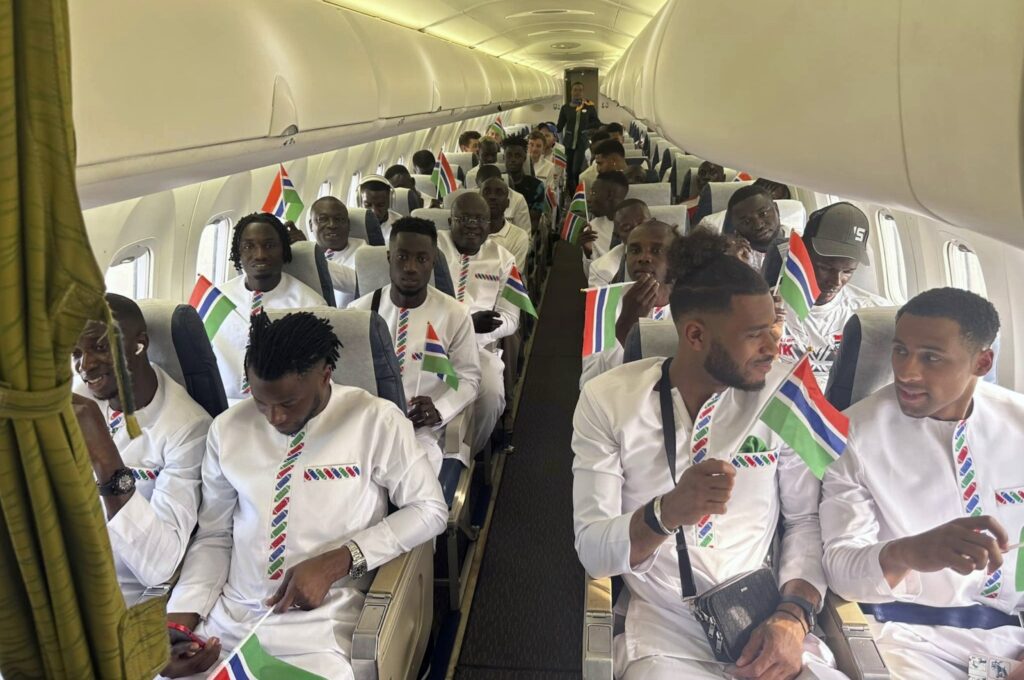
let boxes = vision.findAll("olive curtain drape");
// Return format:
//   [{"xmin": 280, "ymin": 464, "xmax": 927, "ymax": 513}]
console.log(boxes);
[{"xmin": 0, "ymin": 3, "xmax": 166, "ymax": 678}]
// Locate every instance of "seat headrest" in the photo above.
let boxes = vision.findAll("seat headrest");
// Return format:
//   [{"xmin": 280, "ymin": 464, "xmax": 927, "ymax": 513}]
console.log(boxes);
[
  {"xmin": 693, "ymin": 181, "xmax": 755, "ymax": 225},
  {"xmin": 410, "ymin": 208, "xmax": 453, "ymax": 231},
  {"xmin": 410, "ymin": 174, "xmax": 435, "ymax": 197},
  {"xmin": 824, "ymin": 306, "xmax": 900, "ymax": 410},
  {"xmin": 623, "ymin": 182, "xmax": 671, "ymax": 207},
  {"xmin": 137, "ymin": 300, "xmax": 229, "ymax": 418},
  {"xmin": 353, "ymin": 245, "xmax": 455, "ymax": 299},
  {"xmin": 444, "ymin": 152, "xmax": 475, "ymax": 177},
  {"xmin": 623, "ymin": 318, "xmax": 678, "ymax": 363},
  {"xmin": 349, "ymin": 208, "xmax": 385, "ymax": 246},
  {"xmin": 282, "ymin": 241, "xmax": 334, "ymax": 307},
  {"xmin": 646, "ymin": 205, "xmax": 689, "ymax": 232},
  {"xmin": 442, "ymin": 189, "xmax": 469, "ymax": 209},
  {"xmin": 391, "ymin": 187, "xmax": 422, "ymax": 217},
  {"xmin": 265, "ymin": 307, "xmax": 406, "ymax": 411}
]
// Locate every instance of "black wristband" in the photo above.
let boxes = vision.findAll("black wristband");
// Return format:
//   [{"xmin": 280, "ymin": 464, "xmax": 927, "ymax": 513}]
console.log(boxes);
[{"xmin": 643, "ymin": 499, "xmax": 671, "ymax": 536}]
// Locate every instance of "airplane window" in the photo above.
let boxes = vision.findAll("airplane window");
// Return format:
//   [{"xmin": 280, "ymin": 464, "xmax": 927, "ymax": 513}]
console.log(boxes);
[
  {"xmin": 316, "ymin": 181, "xmax": 333, "ymax": 199},
  {"xmin": 196, "ymin": 217, "xmax": 232, "ymax": 284},
  {"xmin": 876, "ymin": 211, "xmax": 908, "ymax": 303},
  {"xmin": 944, "ymin": 239, "xmax": 988, "ymax": 297},
  {"xmin": 105, "ymin": 248, "xmax": 152, "ymax": 299},
  {"xmin": 397, "ymin": 155, "xmax": 405, "ymax": 166},
  {"xmin": 346, "ymin": 172, "xmax": 361, "ymax": 206}
]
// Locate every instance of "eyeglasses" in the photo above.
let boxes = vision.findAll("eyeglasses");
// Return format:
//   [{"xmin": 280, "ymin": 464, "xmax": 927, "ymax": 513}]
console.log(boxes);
[{"xmin": 452, "ymin": 216, "xmax": 488, "ymax": 227}]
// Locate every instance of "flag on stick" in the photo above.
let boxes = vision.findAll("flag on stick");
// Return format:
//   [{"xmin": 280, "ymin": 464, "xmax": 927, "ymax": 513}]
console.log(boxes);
[
  {"xmin": 261, "ymin": 164, "xmax": 305, "ymax": 223},
  {"xmin": 210, "ymin": 611, "xmax": 326, "ymax": 680},
  {"xmin": 500, "ymin": 265, "xmax": 537, "ymax": 318},
  {"xmin": 552, "ymin": 146, "xmax": 567, "ymax": 170},
  {"xmin": 422, "ymin": 322, "xmax": 459, "ymax": 390},
  {"xmin": 777, "ymin": 232, "xmax": 821, "ymax": 321},
  {"xmin": 487, "ymin": 116, "xmax": 506, "ymax": 140},
  {"xmin": 430, "ymin": 151, "xmax": 458, "ymax": 199},
  {"xmin": 581, "ymin": 283, "xmax": 629, "ymax": 357},
  {"xmin": 188, "ymin": 275, "xmax": 237, "ymax": 340},
  {"xmin": 758, "ymin": 354, "xmax": 849, "ymax": 479},
  {"xmin": 561, "ymin": 182, "xmax": 588, "ymax": 244}
]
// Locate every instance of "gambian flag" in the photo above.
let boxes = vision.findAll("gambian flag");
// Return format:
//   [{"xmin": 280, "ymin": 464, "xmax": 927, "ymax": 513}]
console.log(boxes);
[
  {"xmin": 487, "ymin": 116, "xmax": 506, "ymax": 140},
  {"xmin": 261, "ymin": 163, "xmax": 304, "ymax": 223},
  {"xmin": 778, "ymin": 232, "xmax": 820, "ymax": 321},
  {"xmin": 581, "ymin": 283, "xmax": 627, "ymax": 357},
  {"xmin": 422, "ymin": 322, "xmax": 459, "ymax": 390},
  {"xmin": 544, "ymin": 184, "xmax": 558, "ymax": 216},
  {"xmin": 188, "ymin": 275, "xmax": 237, "ymax": 340},
  {"xmin": 552, "ymin": 146, "xmax": 567, "ymax": 170},
  {"xmin": 210, "ymin": 619, "xmax": 325, "ymax": 680},
  {"xmin": 431, "ymin": 151, "xmax": 458, "ymax": 199},
  {"xmin": 561, "ymin": 182, "xmax": 588, "ymax": 244},
  {"xmin": 759, "ymin": 355, "xmax": 849, "ymax": 479},
  {"xmin": 500, "ymin": 265, "xmax": 537, "ymax": 318}
]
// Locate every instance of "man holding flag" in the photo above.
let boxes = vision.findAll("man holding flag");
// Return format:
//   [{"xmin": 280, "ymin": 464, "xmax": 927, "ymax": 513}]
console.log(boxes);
[
  {"xmin": 572, "ymin": 230, "xmax": 844, "ymax": 680},
  {"xmin": 350, "ymin": 217, "xmax": 480, "ymax": 470},
  {"xmin": 820, "ymin": 288, "xmax": 1024, "ymax": 678}
]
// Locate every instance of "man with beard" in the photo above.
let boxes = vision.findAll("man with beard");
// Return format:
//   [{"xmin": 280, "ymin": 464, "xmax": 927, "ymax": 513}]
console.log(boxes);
[
  {"xmin": 579, "ymin": 219, "xmax": 676, "ymax": 387},
  {"xmin": 776, "ymin": 203, "xmax": 890, "ymax": 390},
  {"xmin": 480, "ymin": 176, "xmax": 529, "ymax": 270},
  {"xmin": 350, "ymin": 217, "xmax": 480, "ymax": 471},
  {"xmin": 821, "ymin": 288, "xmax": 1024, "ymax": 678},
  {"xmin": 160, "ymin": 311, "xmax": 446, "ymax": 678},
  {"xmin": 572, "ymin": 230, "xmax": 843, "ymax": 680},
  {"xmin": 310, "ymin": 197, "xmax": 363, "ymax": 307},
  {"xmin": 588, "ymin": 198, "xmax": 652, "ymax": 287}
]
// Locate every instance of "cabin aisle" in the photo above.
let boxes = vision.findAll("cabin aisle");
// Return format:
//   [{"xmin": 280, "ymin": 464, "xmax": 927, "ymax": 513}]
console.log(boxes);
[{"xmin": 455, "ymin": 242, "xmax": 587, "ymax": 679}]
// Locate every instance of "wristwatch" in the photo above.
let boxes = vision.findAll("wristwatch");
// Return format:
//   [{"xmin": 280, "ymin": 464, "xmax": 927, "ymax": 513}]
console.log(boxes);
[
  {"xmin": 779, "ymin": 594, "xmax": 816, "ymax": 632},
  {"xmin": 97, "ymin": 467, "xmax": 135, "ymax": 497},
  {"xmin": 345, "ymin": 540, "xmax": 367, "ymax": 579}
]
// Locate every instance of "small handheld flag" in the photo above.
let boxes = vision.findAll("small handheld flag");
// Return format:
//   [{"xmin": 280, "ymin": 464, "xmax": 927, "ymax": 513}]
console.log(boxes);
[
  {"xmin": 758, "ymin": 355, "xmax": 849, "ymax": 479},
  {"xmin": 552, "ymin": 146, "xmax": 567, "ymax": 170},
  {"xmin": 500, "ymin": 265, "xmax": 537, "ymax": 318},
  {"xmin": 209, "ymin": 611, "xmax": 326, "ymax": 680},
  {"xmin": 544, "ymin": 184, "xmax": 558, "ymax": 216},
  {"xmin": 561, "ymin": 182, "xmax": 588, "ymax": 245},
  {"xmin": 188, "ymin": 275, "xmax": 238, "ymax": 340},
  {"xmin": 487, "ymin": 116, "xmax": 506, "ymax": 140},
  {"xmin": 777, "ymin": 232, "xmax": 821, "ymax": 321},
  {"xmin": 261, "ymin": 164, "xmax": 305, "ymax": 223},
  {"xmin": 581, "ymin": 283, "xmax": 628, "ymax": 357},
  {"xmin": 422, "ymin": 322, "xmax": 459, "ymax": 391},
  {"xmin": 431, "ymin": 151, "xmax": 458, "ymax": 199}
]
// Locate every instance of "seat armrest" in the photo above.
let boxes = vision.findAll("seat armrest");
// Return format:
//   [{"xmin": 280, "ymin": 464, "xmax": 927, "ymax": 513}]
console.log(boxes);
[
  {"xmin": 444, "ymin": 409, "xmax": 472, "ymax": 456},
  {"xmin": 583, "ymin": 576, "xmax": 614, "ymax": 680},
  {"xmin": 352, "ymin": 542, "xmax": 433, "ymax": 680},
  {"xmin": 820, "ymin": 591, "xmax": 890, "ymax": 680}
]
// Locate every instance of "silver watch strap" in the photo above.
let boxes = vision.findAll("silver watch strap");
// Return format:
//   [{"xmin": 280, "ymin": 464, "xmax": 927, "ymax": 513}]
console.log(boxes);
[{"xmin": 653, "ymin": 495, "xmax": 676, "ymax": 535}]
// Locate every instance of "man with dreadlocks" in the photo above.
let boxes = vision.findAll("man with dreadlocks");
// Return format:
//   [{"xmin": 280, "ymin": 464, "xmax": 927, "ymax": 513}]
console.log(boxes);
[
  {"xmin": 71, "ymin": 293, "xmax": 211, "ymax": 606},
  {"xmin": 162, "ymin": 311, "xmax": 446, "ymax": 679},
  {"xmin": 211, "ymin": 213, "xmax": 325, "ymax": 404},
  {"xmin": 572, "ymin": 230, "xmax": 843, "ymax": 680}
]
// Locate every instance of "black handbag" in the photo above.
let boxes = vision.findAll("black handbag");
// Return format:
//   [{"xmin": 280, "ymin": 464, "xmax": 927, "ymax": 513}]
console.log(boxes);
[{"xmin": 658, "ymin": 358, "xmax": 781, "ymax": 663}]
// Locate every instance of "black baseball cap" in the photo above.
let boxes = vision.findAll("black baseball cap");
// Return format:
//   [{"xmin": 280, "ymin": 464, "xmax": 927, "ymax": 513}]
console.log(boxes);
[{"xmin": 804, "ymin": 202, "xmax": 870, "ymax": 264}]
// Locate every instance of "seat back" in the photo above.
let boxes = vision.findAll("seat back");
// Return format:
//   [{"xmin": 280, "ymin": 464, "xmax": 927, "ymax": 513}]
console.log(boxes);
[
  {"xmin": 411, "ymin": 208, "xmax": 453, "ymax": 231},
  {"xmin": 266, "ymin": 307, "xmax": 406, "ymax": 411},
  {"xmin": 825, "ymin": 307, "xmax": 900, "ymax": 410},
  {"xmin": 282, "ymin": 241, "xmax": 334, "ymax": 306},
  {"xmin": 444, "ymin": 152, "xmax": 475, "ymax": 179},
  {"xmin": 392, "ymin": 188, "xmax": 423, "ymax": 217},
  {"xmin": 623, "ymin": 182, "xmax": 671, "ymax": 207},
  {"xmin": 623, "ymin": 318, "xmax": 678, "ymax": 362},
  {"xmin": 411, "ymin": 174, "xmax": 436, "ymax": 197},
  {"xmin": 442, "ymin": 188, "xmax": 470, "ymax": 209},
  {"xmin": 349, "ymin": 208, "xmax": 386, "ymax": 246},
  {"xmin": 693, "ymin": 180, "xmax": 754, "ymax": 224},
  {"xmin": 353, "ymin": 245, "xmax": 455, "ymax": 299},
  {"xmin": 646, "ymin": 205, "xmax": 689, "ymax": 231},
  {"xmin": 137, "ymin": 300, "xmax": 229, "ymax": 418},
  {"xmin": 673, "ymin": 153, "xmax": 703, "ymax": 198}
]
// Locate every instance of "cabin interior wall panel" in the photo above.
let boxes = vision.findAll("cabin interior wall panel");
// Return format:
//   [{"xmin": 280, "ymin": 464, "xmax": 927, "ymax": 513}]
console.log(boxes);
[{"xmin": 503, "ymin": 97, "xmax": 562, "ymax": 127}]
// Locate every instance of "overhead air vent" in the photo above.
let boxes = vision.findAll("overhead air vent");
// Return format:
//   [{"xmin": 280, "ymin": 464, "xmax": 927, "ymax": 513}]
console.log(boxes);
[
  {"xmin": 505, "ymin": 9, "xmax": 595, "ymax": 19},
  {"xmin": 528, "ymin": 28, "xmax": 595, "ymax": 37},
  {"xmin": 551, "ymin": 42, "xmax": 581, "ymax": 50}
]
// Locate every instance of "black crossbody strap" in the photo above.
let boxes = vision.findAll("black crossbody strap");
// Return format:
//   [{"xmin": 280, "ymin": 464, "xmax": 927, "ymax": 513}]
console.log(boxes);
[
  {"xmin": 370, "ymin": 288, "xmax": 383, "ymax": 314},
  {"xmin": 658, "ymin": 358, "xmax": 697, "ymax": 598}
]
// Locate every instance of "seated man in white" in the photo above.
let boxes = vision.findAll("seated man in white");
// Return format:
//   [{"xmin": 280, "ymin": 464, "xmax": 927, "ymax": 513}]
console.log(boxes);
[
  {"xmin": 310, "ymin": 196, "xmax": 363, "ymax": 307},
  {"xmin": 776, "ymin": 202, "xmax": 890, "ymax": 390},
  {"xmin": 465, "ymin": 139, "xmax": 500, "ymax": 189},
  {"xmin": 480, "ymin": 176, "xmax": 530, "ymax": 271},
  {"xmin": 581, "ymin": 171, "xmax": 630, "ymax": 263},
  {"xmin": 350, "ymin": 217, "xmax": 481, "ymax": 471},
  {"xmin": 580, "ymin": 139, "xmax": 628, "ymax": 187},
  {"xmin": 161, "ymin": 311, "xmax": 447, "ymax": 679},
  {"xmin": 359, "ymin": 174, "xmax": 402, "ymax": 241},
  {"xmin": 573, "ymin": 232, "xmax": 844, "ymax": 680},
  {"xmin": 210, "ymin": 213, "xmax": 325, "ymax": 404},
  {"xmin": 527, "ymin": 130, "xmax": 555, "ymax": 186},
  {"xmin": 437, "ymin": 192, "xmax": 520, "ymax": 453},
  {"xmin": 724, "ymin": 185, "xmax": 791, "ymax": 272},
  {"xmin": 579, "ymin": 219, "xmax": 676, "ymax": 387},
  {"xmin": 475, "ymin": 163, "xmax": 531, "ymax": 233},
  {"xmin": 71, "ymin": 293, "xmax": 210, "ymax": 606},
  {"xmin": 821, "ymin": 288, "xmax": 1024, "ymax": 679},
  {"xmin": 537, "ymin": 123, "xmax": 566, "ymax": 189},
  {"xmin": 588, "ymin": 198, "xmax": 652, "ymax": 288}
]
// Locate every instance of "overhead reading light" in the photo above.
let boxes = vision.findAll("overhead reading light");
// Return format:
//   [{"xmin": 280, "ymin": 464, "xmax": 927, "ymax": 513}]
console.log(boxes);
[
  {"xmin": 505, "ymin": 9, "xmax": 594, "ymax": 19},
  {"xmin": 551, "ymin": 42, "xmax": 582, "ymax": 49}
]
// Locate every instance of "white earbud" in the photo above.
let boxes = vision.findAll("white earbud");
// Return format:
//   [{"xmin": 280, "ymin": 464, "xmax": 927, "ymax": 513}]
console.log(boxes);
[{"xmin": 135, "ymin": 343, "xmax": 145, "ymax": 356}]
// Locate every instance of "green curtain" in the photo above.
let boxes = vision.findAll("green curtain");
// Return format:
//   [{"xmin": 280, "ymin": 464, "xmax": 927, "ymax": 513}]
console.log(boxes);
[{"xmin": 0, "ymin": 3, "xmax": 167, "ymax": 678}]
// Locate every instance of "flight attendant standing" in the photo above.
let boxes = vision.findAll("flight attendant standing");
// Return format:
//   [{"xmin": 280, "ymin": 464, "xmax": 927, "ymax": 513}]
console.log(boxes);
[{"xmin": 557, "ymin": 81, "xmax": 600, "ymax": 192}]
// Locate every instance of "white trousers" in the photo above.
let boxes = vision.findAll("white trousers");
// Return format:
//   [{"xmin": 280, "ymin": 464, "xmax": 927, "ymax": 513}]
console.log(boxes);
[{"xmin": 472, "ymin": 348, "xmax": 505, "ymax": 453}]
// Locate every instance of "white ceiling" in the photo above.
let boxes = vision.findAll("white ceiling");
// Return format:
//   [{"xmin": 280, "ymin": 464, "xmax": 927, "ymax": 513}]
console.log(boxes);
[{"xmin": 322, "ymin": 0, "xmax": 667, "ymax": 75}]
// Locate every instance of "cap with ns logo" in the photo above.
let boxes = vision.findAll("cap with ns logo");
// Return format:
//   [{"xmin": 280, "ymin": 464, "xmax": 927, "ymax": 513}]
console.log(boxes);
[{"xmin": 805, "ymin": 202, "xmax": 870, "ymax": 264}]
